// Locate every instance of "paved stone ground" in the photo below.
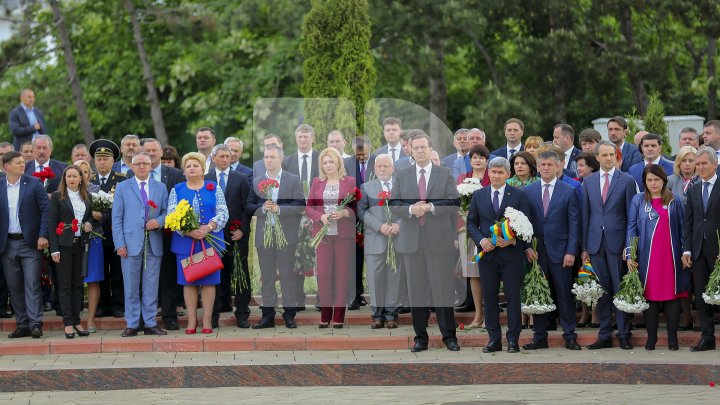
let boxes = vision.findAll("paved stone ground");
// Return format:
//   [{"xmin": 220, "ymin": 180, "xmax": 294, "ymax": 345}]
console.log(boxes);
[{"xmin": 0, "ymin": 384, "xmax": 717, "ymax": 404}]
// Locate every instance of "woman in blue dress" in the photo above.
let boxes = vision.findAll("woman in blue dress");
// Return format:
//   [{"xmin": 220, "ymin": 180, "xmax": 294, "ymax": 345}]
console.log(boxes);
[
  {"xmin": 75, "ymin": 160, "xmax": 105, "ymax": 333},
  {"xmin": 168, "ymin": 152, "xmax": 228, "ymax": 334}
]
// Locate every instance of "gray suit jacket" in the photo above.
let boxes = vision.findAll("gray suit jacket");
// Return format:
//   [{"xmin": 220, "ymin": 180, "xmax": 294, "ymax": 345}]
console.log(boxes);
[{"xmin": 358, "ymin": 179, "xmax": 399, "ymax": 255}]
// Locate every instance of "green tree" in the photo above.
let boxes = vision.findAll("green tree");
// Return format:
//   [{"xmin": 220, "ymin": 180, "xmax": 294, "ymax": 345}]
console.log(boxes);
[
  {"xmin": 300, "ymin": 0, "xmax": 377, "ymax": 146},
  {"xmin": 643, "ymin": 93, "xmax": 671, "ymax": 155}
]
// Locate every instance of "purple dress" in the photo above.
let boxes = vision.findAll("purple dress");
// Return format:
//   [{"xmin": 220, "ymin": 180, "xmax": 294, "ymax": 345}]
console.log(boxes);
[{"xmin": 645, "ymin": 198, "xmax": 688, "ymax": 301}]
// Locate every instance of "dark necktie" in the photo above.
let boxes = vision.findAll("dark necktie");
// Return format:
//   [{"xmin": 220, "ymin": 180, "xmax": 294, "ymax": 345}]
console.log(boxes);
[
  {"xmin": 301, "ymin": 154, "xmax": 308, "ymax": 185},
  {"xmin": 703, "ymin": 181, "xmax": 711, "ymax": 213},
  {"xmin": 219, "ymin": 171, "xmax": 227, "ymax": 191},
  {"xmin": 101, "ymin": 177, "xmax": 107, "ymax": 186},
  {"xmin": 509, "ymin": 148, "xmax": 516, "ymax": 158},
  {"xmin": 492, "ymin": 189, "xmax": 500, "ymax": 215},
  {"xmin": 390, "ymin": 148, "xmax": 396, "ymax": 162},
  {"xmin": 140, "ymin": 181, "xmax": 149, "ymax": 221},
  {"xmin": 542, "ymin": 184, "xmax": 550, "ymax": 216},
  {"xmin": 360, "ymin": 162, "xmax": 365, "ymax": 183},
  {"xmin": 418, "ymin": 168, "xmax": 427, "ymax": 226}
]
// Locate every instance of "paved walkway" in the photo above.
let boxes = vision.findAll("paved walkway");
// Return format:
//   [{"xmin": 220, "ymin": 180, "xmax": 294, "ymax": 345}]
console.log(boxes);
[{"xmin": 0, "ymin": 384, "xmax": 717, "ymax": 404}]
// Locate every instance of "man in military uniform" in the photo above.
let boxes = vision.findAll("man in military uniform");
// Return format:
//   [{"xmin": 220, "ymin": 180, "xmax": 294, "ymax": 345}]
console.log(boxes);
[{"xmin": 89, "ymin": 139, "xmax": 127, "ymax": 318}]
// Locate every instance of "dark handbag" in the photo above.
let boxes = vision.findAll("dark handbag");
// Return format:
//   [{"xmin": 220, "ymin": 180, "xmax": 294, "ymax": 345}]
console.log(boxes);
[
  {"xmin": 181, "ymin": 239, "xmax": 223, "ymax": 283},
  {"xmin": 80, "ymin": 240, "xmax": 89, "ymax": 279}
]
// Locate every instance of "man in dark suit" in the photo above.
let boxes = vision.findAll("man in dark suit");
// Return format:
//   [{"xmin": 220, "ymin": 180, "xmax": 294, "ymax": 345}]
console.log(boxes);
[
  {"xmin": 224, "ymin": 137, "xmax": 253, "ymax": 182},
  {"xmin": 606, "ymin": 116, "xmax": 642, "ymax": 172},
  {"xmin": 206, "ymin": 145, "xmax": 251, "ymax": 328},
  {"xmin": 24, "ymin": 135, "xmax": 67, "ymax": 194},
  {"xmin": 282, "ymin": 124, "xmax": 319, "ymax": 192},
  {"xmin": 441, "ymin": 128, "xmax": 469, "ymax": 169},
  {"xmin": 9, "ymin": 88, "xmax": 46, "ymax": 151},
  {"xmin": 89, "ymin": 139, "xmax": 127, "ymax": 319},
  {"xmin": 372, "ymin": 117, "xmax": 406, "ymax": 163},
  {"xmin": 468, "ymin": 156, "xmax": 531, "ymax": 353},
  {"xmin": 629, "ymin": 133, "xmax": 675, "ymax": 192},
  {"xmin": 111, "ymin": 135, "xmax": 140, "ymax": 175},
  {"xmin": 127, "ymin": 138, "xmax": 184, "ymax": 330},
  {"xmin": 0, "ymin": 151, "xmax": 49, "ymax": 338},
  {"xmin": 344, "ymin": 136, "xmax": 373, "ymax": 310},
  {"xmin": 581, "ymin": 141, "xmax": 638, "ymax": 350},
  {"xmin": 247, "ymin": 144, "xmax": 305, "ymax": 329},
  {"xmin": 252, "ymin": 134, "xmax": 284, "ymax": 178},
  {"xmin": 683, "ymin": 146, "xmax": 720, "ymax": 351},
  {"xmin": 492, "ymin": 118, "xmax": 526, "ymax": 160},
  {"xmin": 524, "ymin": 150, "xmax": 581, "ymax": 350},
  {"xmin": 553, "ymin": 124, "xmax": 582, "ymax": 177},
  {"xmin": 390, "ymin": 131, "xmax": 461, "ymax": 352}
]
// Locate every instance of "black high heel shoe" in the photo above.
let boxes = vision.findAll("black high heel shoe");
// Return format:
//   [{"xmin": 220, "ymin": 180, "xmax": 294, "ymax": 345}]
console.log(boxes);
[
  {"xmin": 64, "ymin": 327, "xmax": 75, "ymax": 339},
  {"xmin": 74, "ymin": 325, "xmax": 90, "ymax": 337}
]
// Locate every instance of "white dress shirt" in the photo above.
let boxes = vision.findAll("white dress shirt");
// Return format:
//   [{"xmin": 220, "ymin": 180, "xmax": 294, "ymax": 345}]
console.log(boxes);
[
  {"xmin": 215, "ymin": 168, "xmax": 230, "ymax": 190},
  {"xmin": 135, "ymin": 176, "xmax": 151, "ymax": 198},
  {"xmin": 67, "ymin": 189, "xmax": 86, "ymax": 237},
  {"xmin": 599, "ymin": 167, "xmax": 617, "ymax": 196},
  {"xmin": 6, "ymin": 177, "xmax": 22, "ymax": 234},
  {"xmin": 541, "ymin": 177, "xmax": 557, "ymax": 201},
  {"xmin": 490, "ymin": 184, "xmax": 506, "ymax": 207},
  {"xmin": 297, "ymin": 151, "xmax": 312, "ymax": 181},
  {"xmin": 506, "ymin": 143, "xmax": 522, "ymax": 159}
]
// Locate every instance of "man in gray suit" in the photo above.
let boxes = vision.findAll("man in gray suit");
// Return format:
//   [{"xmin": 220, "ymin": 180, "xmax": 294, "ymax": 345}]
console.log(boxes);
[{"xmin": 358, "ymin": 154, "xmax": 401, "ymax": 329}]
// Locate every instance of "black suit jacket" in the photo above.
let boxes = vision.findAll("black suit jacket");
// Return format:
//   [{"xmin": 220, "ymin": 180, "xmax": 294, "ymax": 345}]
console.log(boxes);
[
  {"xmin": 491, "ymin": 145, "xmax": 525, "ymax": 160},
  {"xmin": 24, "ymin": 159, "xmax": 68, "ymax": 194},
  {"xmin": 389, "ymin": 164, "xmax": 459, "ymax": 254},
  {"xmin": 282, "ymin": 150, "xmax": 319, "ymax": 186},
  {"xmin": 684, "ymin": 179, "xmax": 720, "ymax": 261},
  {"xmin": 126, "ymin": 164, "xmax": 184, "ymax": 193},
  {"xmin": 343, "ymin": 156, "xmax": 375, "ymax": 188},
  {"xmin": 205, "ymin": 169, "xmax": 251, "ymax": 237},
  {"xmin": 48, "ymin": 191, "xmax": 92, "ymax": 253},
  {"xmin": 233, "ymin": 162, "xmax": 253, "ymax": 185},
  {"xmin": 467, "ymin": 185, "xmax": 531, "ymax": 262},
  {"xmin": 246, "ymin": 171, "xmax": 305, "ymax": 247},
  {"xmin": 9, "ymin": 105, "xmax": 46, "ymax": 150}
]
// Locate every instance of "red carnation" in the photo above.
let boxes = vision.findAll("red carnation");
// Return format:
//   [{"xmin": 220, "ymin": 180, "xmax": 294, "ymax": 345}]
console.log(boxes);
[
  {"xmin": 71, "ymin": 224, "xmax": 79, "ymax": 233},
  {"xmin": 206, "ymin": 183, "xmax": 215, "ymax": 191},
  {"xmin": 44, "ymin": 167, "xmax": 55, "ymax": 179},
  {"xmin": 148, "ymin": 200, "xmax": 158, "ymax": 209},
  {"xmin": 229, "ymin": 220, "xmax": 242, "ymax": 231},
  {"xmin": 71, "ymin": 219, "xmax": 79, "ymax": 227},
  {"xmin": 55, "ymin": 227, "xmax": 64, "ymax": 236},
  {"xmin": 459, "ymin": 323, "xmax": 465, "ymax": 330},
  {"xmin": 57, "ymin": 222, "xmax": 65, "ymax": 229},
  {"xmin": 353, "ymin": 187, "xmax": 362, "ymax": 201},
  {"xmin": 377, "ymin": 191, "xmax": 391, "ymax": 206},
  {"xmin": 710, "ymin": 381, "xmax": 716, "ymax": 387}
]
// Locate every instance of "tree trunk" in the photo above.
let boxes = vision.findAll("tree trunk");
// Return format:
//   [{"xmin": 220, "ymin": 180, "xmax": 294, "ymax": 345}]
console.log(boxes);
[
  {"xmin": 708, "ymin": 35, "xmax": 717, "ymax": 120},
  {"xmin": 618, "ymin": 6, "xmax": 648, "ymax": 115},
  {"xmin": 124, "ymin": 0, "xmax": 168, "ymax": 146},
  {"xmin": 49, "ymin": 0, "xmax": 94, "ymax": 145},
  {"xmin": 427, "ymin": 37, "xmax": 448, "ymax": 155}
]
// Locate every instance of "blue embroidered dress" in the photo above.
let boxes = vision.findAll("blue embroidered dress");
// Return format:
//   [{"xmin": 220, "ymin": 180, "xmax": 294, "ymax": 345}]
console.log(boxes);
[{"xmin": 168, "ymin": 181, "xmax": 228, "ymax": 286}]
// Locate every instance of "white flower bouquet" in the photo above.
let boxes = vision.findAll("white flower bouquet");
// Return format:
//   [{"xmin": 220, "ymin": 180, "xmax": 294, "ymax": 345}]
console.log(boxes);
[
  {"xmin": 572, "ymin": 261, "xmax": 605, "ymax": 307},
  {"xmin": 613, "ymin": 237, "xmax": 650, "ymax": 313},
  {"xmin": 473, "ymin": 206, "xmax": 534, "ymax": 261},
  {"xmin": 521, "ymin": 239, "xmax": 556, "ymax": 315},
  {"xmin": 91, "ymin": 190, "xmax": 114, "ymax": 210},
  {"xmin": 457, "ymin": 177, "xmax": 482, "ymax": 214}
]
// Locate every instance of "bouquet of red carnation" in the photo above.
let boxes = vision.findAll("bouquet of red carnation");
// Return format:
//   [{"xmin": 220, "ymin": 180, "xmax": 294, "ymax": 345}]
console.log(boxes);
[
  {"xmin": 258, "ymin": 178, "xmax": 288, "ymax": 249},
  {"xmin": 228, "ymin": 220, "xmax": 249, "ymax": 293},
  {"xmin": 55, "ymin": 219, "xmax": 80, "ymax": 235},
  {"xmin": 33, "ymin": 166, "xmax": 55, "ymax": 185},
  {"xmin": 310, "ymin": 188, "xmax": 361, "ymax": 249},
  {"xmin": 377, "ymin": 191, "xmax": 397, "ymax": 272}
]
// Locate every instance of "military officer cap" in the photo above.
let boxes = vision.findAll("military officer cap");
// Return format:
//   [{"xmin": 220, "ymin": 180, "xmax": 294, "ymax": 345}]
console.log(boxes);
[{"xmin": 89, "ymin": 139, "xmax": 120, "ymax": 161}]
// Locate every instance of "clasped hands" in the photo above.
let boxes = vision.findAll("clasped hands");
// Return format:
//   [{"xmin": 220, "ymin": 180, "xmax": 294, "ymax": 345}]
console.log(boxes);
[
  {"xmin": 320, "ymin": 209, "xmax": 350, "ymax": 225},
  {"xmin": 188, "ymin": 224, "xmax": 212, "ymax": 240},
  {"xmin": 380, "ymin": 223, "xmax": 399, "ymax": 236},
  {"xmin": 262, "ymin": 200, "xmax": 280, "ymax": 214},
  {"xmin": 410, "ymin": 201, "xmax": 432, "ymax": 218},
  {"xmin": 480, "ymin": 236, "xmax": 515, "ymax": 253}
]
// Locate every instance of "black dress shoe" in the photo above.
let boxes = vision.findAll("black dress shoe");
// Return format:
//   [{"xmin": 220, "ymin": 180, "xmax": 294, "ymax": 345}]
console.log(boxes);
[
  {"xmin": 252, "ymin": 317, "xmax": 275, "ymax": 329},
  {"xmin": 565, "ymin": 338, "xmax": 581, "ymax": 350},
  {"xmin": 678, "ymin": 323, "xmax": 693, "ymax": 331},
  {"xmin": 507, "ymin": 341, "xmax": 520, "ymax": 353},
  {"xmin": 444, "ymin": 340, "xmax": 460, "ymax": 351},
  {"xmin": 112, "ymin": 309, "xmax": 125, "ymax": 318},
  {"xmin": 73, "ymin": 325, "xmax": 90, "ymax": 337},
  {"xmin": 370, "ymin": 320, "xmax": 385, "ymax": 329},
  {"xmin": 282, "ymin": 314, "xmax": 297, "ymax": 329},
  {"xmin": 619, "ymin": 338, "xmax": 633, "ymax": 350},
  {"xmin": 347, "ymin": 300, "xmax": 361, "ymax": 311},
  {"xmin": 410, "ymin": 341, "xmax": 428, "ymax": 353},
  {"xmin": 0, "ymin": 310, "xmax": 12, "ymax": 319},
  {"xmin": 8, "ymin": 328, "xmax": 30, "ymax": 338},
  {"xmin": 95, "ymin": 308, "xmax": 109, "ymax": 318},
  {"xmin": 164, "ymin": 320, "xmax": 179, "ymax": 331},
  {"xmin": 30, "ymin": 327, "xmax": 42, "ymax": 338},
  {"xmin": 482, "ymin": 341, "xmax": 502, "ymax": 353},
  {"xmin": 576, "ymin": 322, "xmax": 587, "ymax": 328},
  {"xmin": 522, "ymin": 338, "xmax": 549, "ymax": 350},
  {"xmin": 586, "ymin": 338, "xmax": 612, "ymax": 349},
  {"xmin": 669, "ymin": 345, "xmax": 679, "ymax": 351},
  {"xmin": 690, "ymin": 339, "xmax": 716, "ymax": 352},
  {"xmin": 144, "ymin": 326, "xmax": 167, "ymax": 335},
  {"xmin": 454, "ymin": 305, "xmax": 475, "ymax": 313},
  {"xmin": 121, "ymin": 328, "xmax": 138, "ymax": 337},
  {"xmin": 588, "ymin": 323, "xmax": 600, "ymax": 328},
  {"xmin": 398, "ymin": 307, "xmax": 411, "ymax": 314},
  {"xmin": 211, "ymin": 319, "xmax": 219, "ymax": 329},
  {"xmin": 43, "ymin": 301, "xmax": 53, "ymax": 312},
  {"xmin": 236, "ymin": 319, "xmax": 250, "ymax": 328}
]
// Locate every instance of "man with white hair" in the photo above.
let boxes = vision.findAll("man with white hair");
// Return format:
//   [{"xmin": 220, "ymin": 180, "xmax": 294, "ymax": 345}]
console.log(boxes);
[{"xmin": 224, "ymin": 136, "xmax": 253, "ymax": 181}]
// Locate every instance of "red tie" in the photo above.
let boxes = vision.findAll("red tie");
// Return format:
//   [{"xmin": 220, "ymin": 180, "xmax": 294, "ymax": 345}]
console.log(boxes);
[
  {"xmin": 601, "ymin": 173, "xmax": 610, "ymax": 203},
  {"xmin": 542, "ymin": 184, "xmax": 550, "ymax": 216},
  {"xmin": 418, "ymin": 168, "xmax": 427, "ymax": 226}
]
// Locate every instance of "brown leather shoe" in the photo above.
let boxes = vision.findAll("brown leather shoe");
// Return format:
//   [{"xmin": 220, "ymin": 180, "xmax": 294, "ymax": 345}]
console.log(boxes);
[
  {"xmin": 144, "ymin": 326, "xmax": 168, "ymax": 336},
  {"xmin": 121, "ymin": 328, "xmax": 138, "ymax": 337},
  {"xmin": 370, "ymin": 320, "xmax": 385, "ymax": 329},
  {"xmin": 386, "ymin": 320, "xmax": 398, "ymax": 329}
]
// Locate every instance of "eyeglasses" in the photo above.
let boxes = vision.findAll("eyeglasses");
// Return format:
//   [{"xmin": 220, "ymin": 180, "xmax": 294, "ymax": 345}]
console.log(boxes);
[{"xmin": 133, "ymin": 162, "xmax": 151, "ymax": 167}]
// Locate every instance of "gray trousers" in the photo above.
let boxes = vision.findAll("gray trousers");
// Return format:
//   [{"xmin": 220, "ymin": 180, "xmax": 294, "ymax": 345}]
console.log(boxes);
[
  {"xmin": 2, "ymin": 239, "xmax": 43, "ymax": 329},
  {"xmin": 365, "ymin": 253, "xmax": 400, "ymax": 321}
]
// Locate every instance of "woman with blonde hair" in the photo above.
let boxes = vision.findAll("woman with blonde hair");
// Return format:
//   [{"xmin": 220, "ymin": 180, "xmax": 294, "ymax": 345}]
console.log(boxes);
[
  {"xmin": 524, "ymin": 136, "xmax": 544, "ymax": 158},
  {"xmin": 306, "ymin": 147, "xmax": 357, "ymax": 328}
]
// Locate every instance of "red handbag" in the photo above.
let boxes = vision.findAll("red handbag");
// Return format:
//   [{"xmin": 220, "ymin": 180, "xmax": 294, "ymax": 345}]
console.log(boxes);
[{"xmin": 181, "ymin": 239, "xmax": 224, "ymax": 283}]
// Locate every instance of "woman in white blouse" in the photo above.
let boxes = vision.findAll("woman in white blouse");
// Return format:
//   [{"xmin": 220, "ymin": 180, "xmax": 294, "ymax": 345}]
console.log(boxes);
[{"xmin": 48, "ymin": 165, "xmax": 93, "ymax": 339}]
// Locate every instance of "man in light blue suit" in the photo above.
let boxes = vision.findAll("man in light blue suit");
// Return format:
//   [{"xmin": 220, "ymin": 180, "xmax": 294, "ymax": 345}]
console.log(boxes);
[
  {"xmin": 628, "ymin": 133, "xmax": 676, "ymax": 192},
  {"xmin": 581, "ymin": 141, "xmax": 638, "ymax": 350},
  {"xmin": 524, "ymin": 150, "xmax": 581, "ymax": 351},
  {"xmin": 112, "ymin": 153, "xmax": 168, "ymax": 337}
]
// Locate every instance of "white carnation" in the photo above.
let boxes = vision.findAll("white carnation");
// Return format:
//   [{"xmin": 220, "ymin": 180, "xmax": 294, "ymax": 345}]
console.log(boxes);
[{"xmin": 503, "ymin": 207, "xmax": 534, "ymax": 242}]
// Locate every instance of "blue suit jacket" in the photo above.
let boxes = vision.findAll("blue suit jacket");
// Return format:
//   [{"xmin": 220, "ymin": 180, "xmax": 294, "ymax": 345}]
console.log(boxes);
[
  {"xmin": 559, "ymin": 174, "xmax": 583, "ymax": 202},
  {"xmin": 620, "ymin": 143, "xmax": 642, "ymax": 172},
  {"xmin": 441, "ymin": 152, "xmax": 459, "ymax": 169},
  {"xmin": 233, "ymin": 162, "xmax": 253, "ymax": 185},
  {"xmin": 581, "ymin": 170, "xmax": 638, "ymax": 255},
  {"xmin": 112, "ymin": 177, "xmax": 168, "ymax": 257},
  {"xmin": 491, "ymin": 145, "xmax": 524, "ymax": 160},
  {"xmin": 0, "ymin": 174, "xmax": 49, "ymax": 254},
  {"xmin": 24, "ymin": 159, "xmax": 67, "ymax": 194},
  {"xmin": 628, "ymin": 158, "xmax": 675, "ymax": 192},
  {"xmin": 9, "ymin": 105, "xmax": 46, "ymax": 150},
  {"xmin": 526, "ymin": 180, "xmax": 580, "ymax": 263}
]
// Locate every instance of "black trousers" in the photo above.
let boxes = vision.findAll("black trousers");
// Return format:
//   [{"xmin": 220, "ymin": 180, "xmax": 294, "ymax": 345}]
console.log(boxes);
[
  {"xmin": 0, "ymin": 261, "xmax": 9, "ymax": 310},
  {"xmin": 57, "ymin": 242, "xmax": 84, "ymax": 327},
  {"xmin": 99, "ymin": 243, "xmax": 124, "ymax": 312},
  {"xmin": 233, "ymin": 235, "xmax": 252, "ymax": 321},
  {"xmin": 212, "ymin": 238, "xmax": 252, "ymax": 323},
  {"xmin": 480, "ymin": 256, "xmax": 524, "ymax": 343},
  {"xmin": 645, "ymin": 299, "xmax": 681, "ymax": 347},
  {"xmin": 354, "ymin": 244, "xmax": 364, "ymax": 302},
  {"xmin": 692, "ymin": 253, "xmax": 715, "ymax": 339},
  {"xmin": 159, "ymin": 242, "xmax": 178, "ymax": 324}
]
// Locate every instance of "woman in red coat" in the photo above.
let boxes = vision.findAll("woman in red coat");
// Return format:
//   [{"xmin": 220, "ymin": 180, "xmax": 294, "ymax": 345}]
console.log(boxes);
[{"xmin": 306, "ymin": 148, "xmax": 357, "ymax": 328}]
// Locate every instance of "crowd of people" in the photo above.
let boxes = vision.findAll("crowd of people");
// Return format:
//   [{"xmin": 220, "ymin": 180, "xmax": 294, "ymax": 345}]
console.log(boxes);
[{"xmin": 3, "ymin": 87, "xmax": 720, "ymax": 354}]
